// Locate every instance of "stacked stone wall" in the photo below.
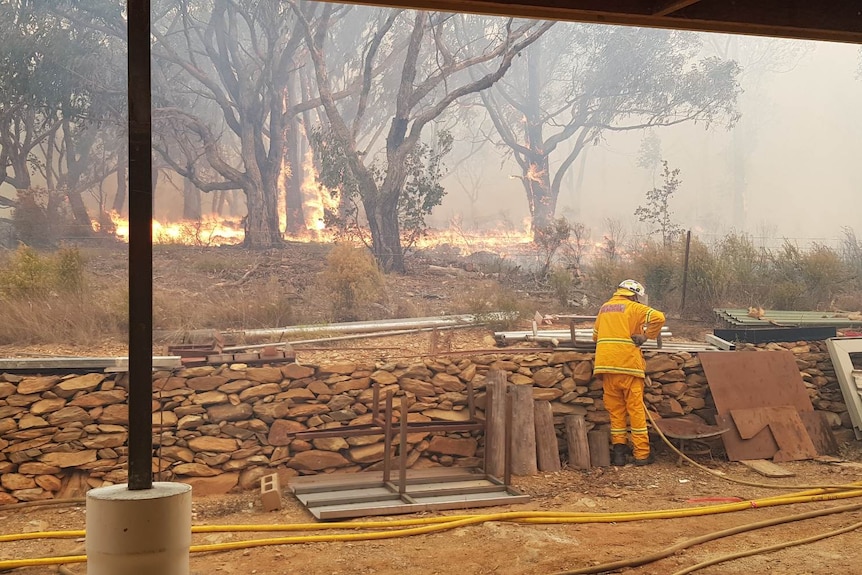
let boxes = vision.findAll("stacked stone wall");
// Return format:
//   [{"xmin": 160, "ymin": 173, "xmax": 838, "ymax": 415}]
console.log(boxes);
[{"xmin": 0, "ymin": 340, "xmax": 850, "ymax": 503}]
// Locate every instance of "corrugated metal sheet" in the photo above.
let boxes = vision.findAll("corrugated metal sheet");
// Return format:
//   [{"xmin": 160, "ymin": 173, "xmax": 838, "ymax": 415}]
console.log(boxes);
[{"xmin": 715, "ymin": 308, "xmax": 862, "ymax": 328}]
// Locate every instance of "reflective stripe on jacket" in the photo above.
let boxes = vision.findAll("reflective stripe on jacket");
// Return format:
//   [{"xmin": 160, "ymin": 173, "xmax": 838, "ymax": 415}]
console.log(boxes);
[{"xmin": 591, "ymin": 291, "xmax": 666, "ymax": 378}]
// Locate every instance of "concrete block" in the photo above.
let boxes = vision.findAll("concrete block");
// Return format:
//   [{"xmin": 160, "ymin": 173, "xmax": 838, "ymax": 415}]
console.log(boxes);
[{"xmin": 260, "ymin": 473, "xmax": 282, "ymax": 512}]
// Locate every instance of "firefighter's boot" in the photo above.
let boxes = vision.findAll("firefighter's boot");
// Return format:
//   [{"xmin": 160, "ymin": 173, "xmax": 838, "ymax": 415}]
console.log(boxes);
[{"xmin": 611, "ymin": 444, "xmax": 628, "ymax": 467}]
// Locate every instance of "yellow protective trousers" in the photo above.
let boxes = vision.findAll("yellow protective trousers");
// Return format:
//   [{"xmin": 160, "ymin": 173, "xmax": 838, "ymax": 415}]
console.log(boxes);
[{"xmin": 602, "ymin": 373, "xmax": 650, "ymax": 460}]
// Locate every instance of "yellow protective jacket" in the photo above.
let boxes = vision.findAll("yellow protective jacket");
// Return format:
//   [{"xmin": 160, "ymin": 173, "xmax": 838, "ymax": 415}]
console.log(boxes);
[{"xmin": 592, "ymin": 290, "xmax": 666, "ymax": 378}]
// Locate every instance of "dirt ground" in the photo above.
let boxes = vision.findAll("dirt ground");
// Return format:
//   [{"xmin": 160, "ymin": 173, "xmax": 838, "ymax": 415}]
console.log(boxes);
[
  {"xmin": 1, "ymin": 245, "xmax": 860, "ymax": 573},
  {"xmin": 2, "ymin": 450, "xmax": 862, "ymax": 575}
]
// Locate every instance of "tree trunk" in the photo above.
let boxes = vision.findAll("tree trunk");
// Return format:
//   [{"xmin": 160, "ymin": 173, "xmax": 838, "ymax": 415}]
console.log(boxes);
[
  {"xmin": 366, "ymin": 193, "xmax": 405, "ymax": 273},
  {"xmin": 523, "ymin": 154, "xmax": 556, "ymax": 237},
  {"xmin": 243, "ymin": 183, "xmax": 282, "ymax": 248},
  {"xmin": 284, "ymin": 115, "xmax": 305, "ymax": 234},
  {"xmin": 66, "ymin": 190, "xmax": 92, "ymax": 236},
  {"xmin": 182, "ymin": 176, "xmax": 201, "ymax": 220},
  {"xmin": 113, "ymin": 161, "xmax": 127, "ymax": 214}
]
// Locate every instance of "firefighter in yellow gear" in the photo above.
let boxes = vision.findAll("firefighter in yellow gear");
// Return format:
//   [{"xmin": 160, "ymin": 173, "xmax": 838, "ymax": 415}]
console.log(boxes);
[{"xmin": 592, "ymin": 279, "xmax": 666, "ymax": 466}]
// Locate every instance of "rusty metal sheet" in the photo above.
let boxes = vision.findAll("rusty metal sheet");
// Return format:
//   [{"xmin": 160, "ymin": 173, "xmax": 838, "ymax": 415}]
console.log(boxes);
[
  {"xmin": 716, "ymin": 413, "xmax": 777, "ymax": 461},
  {"xmin": 730, "ymin": 406, "xmax": 818, "ymax": 462},
  {"xmin": 699, "ymin": 350, "xmax": 834, "ymax": 461},
  {"xmin": 699, "ymin": 351, "xmax": 814, "ymax": 413}
]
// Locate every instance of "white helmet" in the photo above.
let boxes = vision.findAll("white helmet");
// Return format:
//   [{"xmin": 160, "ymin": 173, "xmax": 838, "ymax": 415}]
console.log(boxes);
[{"xmin": 618, "ymin": 279, "xmax": 646, "ymax": 299}]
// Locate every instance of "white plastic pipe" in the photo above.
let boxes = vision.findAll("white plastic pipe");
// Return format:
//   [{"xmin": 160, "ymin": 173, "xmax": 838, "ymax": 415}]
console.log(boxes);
[{"xmin": 86, "ymin": 482, "xmax": 192, "ymax": 575}]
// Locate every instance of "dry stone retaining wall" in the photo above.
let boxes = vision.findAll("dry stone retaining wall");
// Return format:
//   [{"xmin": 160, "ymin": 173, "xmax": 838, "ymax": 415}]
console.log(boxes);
[{"xmin": 0, "ymin": 340, "xmax": 850, "ymax": 503}]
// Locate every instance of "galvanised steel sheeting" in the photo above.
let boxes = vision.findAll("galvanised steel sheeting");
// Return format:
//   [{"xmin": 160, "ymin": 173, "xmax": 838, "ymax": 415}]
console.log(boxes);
[{"xmin": 715, "ymin": 309, "xmax": 862, "ymax": 328}]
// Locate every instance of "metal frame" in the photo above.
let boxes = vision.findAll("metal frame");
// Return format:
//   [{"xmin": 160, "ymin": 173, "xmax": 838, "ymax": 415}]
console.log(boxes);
[
  {"xmin": 288, "ymin": 383, "xmax": 528, "ymax": 520},
  {"xmin": 825, "ymin": 338, "xmax": 862, "ymax": 440}
]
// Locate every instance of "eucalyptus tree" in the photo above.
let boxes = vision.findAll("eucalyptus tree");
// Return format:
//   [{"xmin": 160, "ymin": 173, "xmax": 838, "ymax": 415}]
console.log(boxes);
[
  {"xmin": 0, "ymin": 1, "xmax": 125, "ymax": 236},
  {"xmin": 297, "ymin": 3, "xmax": 553, "ymax": 272},
  {"xmin": 478, "ymin": 25, "xmax": 741, "ymax": 238},
  {"xmin": 150, "ymin": 0, "xmax": 313, "ymax": 246}
]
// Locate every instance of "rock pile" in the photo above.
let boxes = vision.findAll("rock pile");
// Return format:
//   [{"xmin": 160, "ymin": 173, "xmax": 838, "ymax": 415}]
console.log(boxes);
[{"xmin": 0, "ymin": 341, "xmax": 850, "ymax": 503}]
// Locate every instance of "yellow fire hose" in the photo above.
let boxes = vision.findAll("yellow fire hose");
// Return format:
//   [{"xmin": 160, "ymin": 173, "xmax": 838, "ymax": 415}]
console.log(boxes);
[{"xmin": 1, "ymin": 385, "xmax": 859, "ymax": 572}]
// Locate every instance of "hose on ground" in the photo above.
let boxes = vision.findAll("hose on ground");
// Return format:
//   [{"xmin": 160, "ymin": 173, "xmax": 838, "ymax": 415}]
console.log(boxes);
[
  {"xmin": 3, "ymin": 487, "xmax": 862, "ymax": 571},
  {"xmin": 669, "ymin": 516, "xmax": 862, "ymax": 575},
  {"xmin": 550, "ymin": 501, "xmax": 862, "ymax": 575}
]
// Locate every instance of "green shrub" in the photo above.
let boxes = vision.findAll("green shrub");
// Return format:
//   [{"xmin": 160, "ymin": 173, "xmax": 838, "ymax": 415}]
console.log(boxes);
[
  {"xmin": 456, "ymin": 281, "xmax": 528, "ymax": 330},
  {"xmin": 319, "ymin": 244, "xmax": 386, "ymax": 322},
  {"xmin": 548, "ymin": 266, "xmax": 575, "ymax": 306}
]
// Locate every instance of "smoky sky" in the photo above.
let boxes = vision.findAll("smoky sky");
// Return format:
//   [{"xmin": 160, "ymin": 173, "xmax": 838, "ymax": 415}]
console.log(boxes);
[{"xmin": 435, "ymin": 35, "xmax": 861, "ymax": 250}]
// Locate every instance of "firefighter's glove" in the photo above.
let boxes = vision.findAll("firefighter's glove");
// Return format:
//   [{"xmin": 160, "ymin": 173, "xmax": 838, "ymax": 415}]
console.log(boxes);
[{"xmin": 631, "ymin": 334, "xmax": 647, "ymax": 347}]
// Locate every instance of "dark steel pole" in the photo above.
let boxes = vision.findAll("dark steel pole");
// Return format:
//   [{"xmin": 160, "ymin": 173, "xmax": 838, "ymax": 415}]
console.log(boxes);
[
  {"xmin": 680, "ymin": 229, "xmax": 692, "ymax": 314},
  {"xmin": 127, "ymin": 0, "xmax": 153, "ymax": 491}
]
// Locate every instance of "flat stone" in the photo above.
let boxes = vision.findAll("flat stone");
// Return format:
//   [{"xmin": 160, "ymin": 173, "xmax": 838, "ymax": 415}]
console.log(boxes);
[
  {"xmin": 160, "ymin": 445, "xmax": 195, "ymax": 462},
  {"xmin": 333, "ymin": 378, "xmax": 370, "ymax": 393},
  {"xmin": 207, "ymin": 403, "xmax": 253, "ymax": 423},
  {"xmin": 187, "ymin": 375, "xmax": 229, "ymax": 391},
  {"xmin": 288, "ymin": 404, "xmax": 329, "ymax": 417},
  {"xmin": 39, "ymin": 450, "xmax": 98, "ymax": 468},
  {"xmin": 0, "ymin": 406, "xmax": 23, "ymax": 419},
  {"xmin": 46, "ymin": 406, "xmax": 92, "ymax": 426},
  {"xmin": 347, "ymin": 443, "xmax": 393, "ymax": 464},
  {"xmin": 188, "ymin": 436, "xmax": 239, "ymax": 453},
  {"xmin": 153, "ymin": 376, "xmax": 187, "ymax": 392},
  {"xmin": 69, "ymin": 389, "xmax": 127, "ymax": 408},
  {"xmin": 318, "ymin": 362, "xmax": 356, "ymax": 375},
  {"xmin": 12, "ymin": 488, "xmax": 51, "ymax": 502},
  {"xmin": 239, "ymin": 467, "xmax": 272, "ymax": 491},
  {"xmin": 268, "ymin": 419, "xmax": 307, "ymax": 446},
  {"xmin": 655, "ymin": 370, "xmax": 686, "ymax": 383},
  {"xmin": 17, "ymin": 462, "xmax": 61, "ymax": 475},
  {"xmin": 243, "ymin": 367, "xmax": 283, "ymax": 384},
  {"xmin": 399, "ymin": 377, "xmax": 436, "ymax": 397},
  {"xmin": 281, "ymin": 364, "xmax": 315, "ymax": 380},
  {"xmin": 0, "ymin": 381, "xmax": 16, "ymax": 398},
  {"xmin": 532, "ymin": 367, "xmax": 562, "ymax": 387},
  {"xmin": 459, "ymin": 363, "xmax": 477, "ymax": 382},
  {"xmin": 421, "ymin": 408, "xmax": 471, "ymax": 422},
  {"xmin": 178, "ymin": 366, "xmax": 216, "ymax": 378},
  {"xmin": 426, "ymin": 436, "xmax": 477, "ymax": 457},
  {"xmin": 662, "ymin": 382, "xmax": 688, "ymax": 397},
  {"xmin": 370, "ymin": 370, "xmax": 398, "ymax": 385},
  {"xmin": 239, "ymin": 383, "xmax": 281, "ymax": 401},
  {"xmin": 312, "ymin": 437, "xmax": 349, "ymax": 451},
  {"xmin": 252, "ymin": 402, "xmax": 290, "ymax": 420},
  {"xmin": 1, "ymin": 473, "xmax": 36, "ymax": 491},
  {"xmin": 218, "ymin": 379, "xmax": 254, "ymax": 394},
  {"xmin": 16, "ymin": 376, "xmax": 60, "ymax": 395},
  {"xmin": 81, "ymin": 434, "xmax": 127, "ymax": 449},
  {"xmin": 508, "ymin": 374, "xmax": 533, "ymax": 385},
  {"xmin": 152, "ymin": 411, "xmax": 178, "ymax": 427},
  {"xmin": 4, "ymin": 436, "xmax": 51, "ymax": 453},
  {"xmin": 193, "ymin": 391, "xmax": 229, "ymax": 405},
  {"xmin": 549, "ymin": 351, "xmax": 594, "ymax": 364},
  {"xmin": 288, "ymin": 449, "xmax": 349, "ymax": 471},
  {"xmin": 645, "ymin": 355, "xmax": 679, "ymax": 374},
  {"xmin": 55, "ymin": 373, "xmax": 105, "ymax": 397},
  {"xmin": 28, "ymin": 398, "xmax": 66, "ymax": 415},
  {"xmin": 35, "ymin": 475, "xmax": 62, "ymax": 492},
  {"xmin": 571, "ymin": 361, "xmax": 594, "ymax": 384},
  {"xmin": 7, "ymin": 394, "xmax": 40, "ymax": 406},
  {"xmin": 173, "ymin": 463, "xmax": 220, "ymax": 477},
  {"xmin": 18, "ymin": 414, "xmax": 49, "ymax": 429},
  {"xmin": 432, "ymin": 373, "xmax": 465, "ymax": 392},
  {"xmin": 98, "ymin": 404, "xmax": 129, "ymax": 424},
  {"xmin": 182, "ymin": 472, "xmax": 239, "ymax": 495},
  {"xmin": 533, "ymin": 388, "xmax": 563, "ymax": 400}
]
